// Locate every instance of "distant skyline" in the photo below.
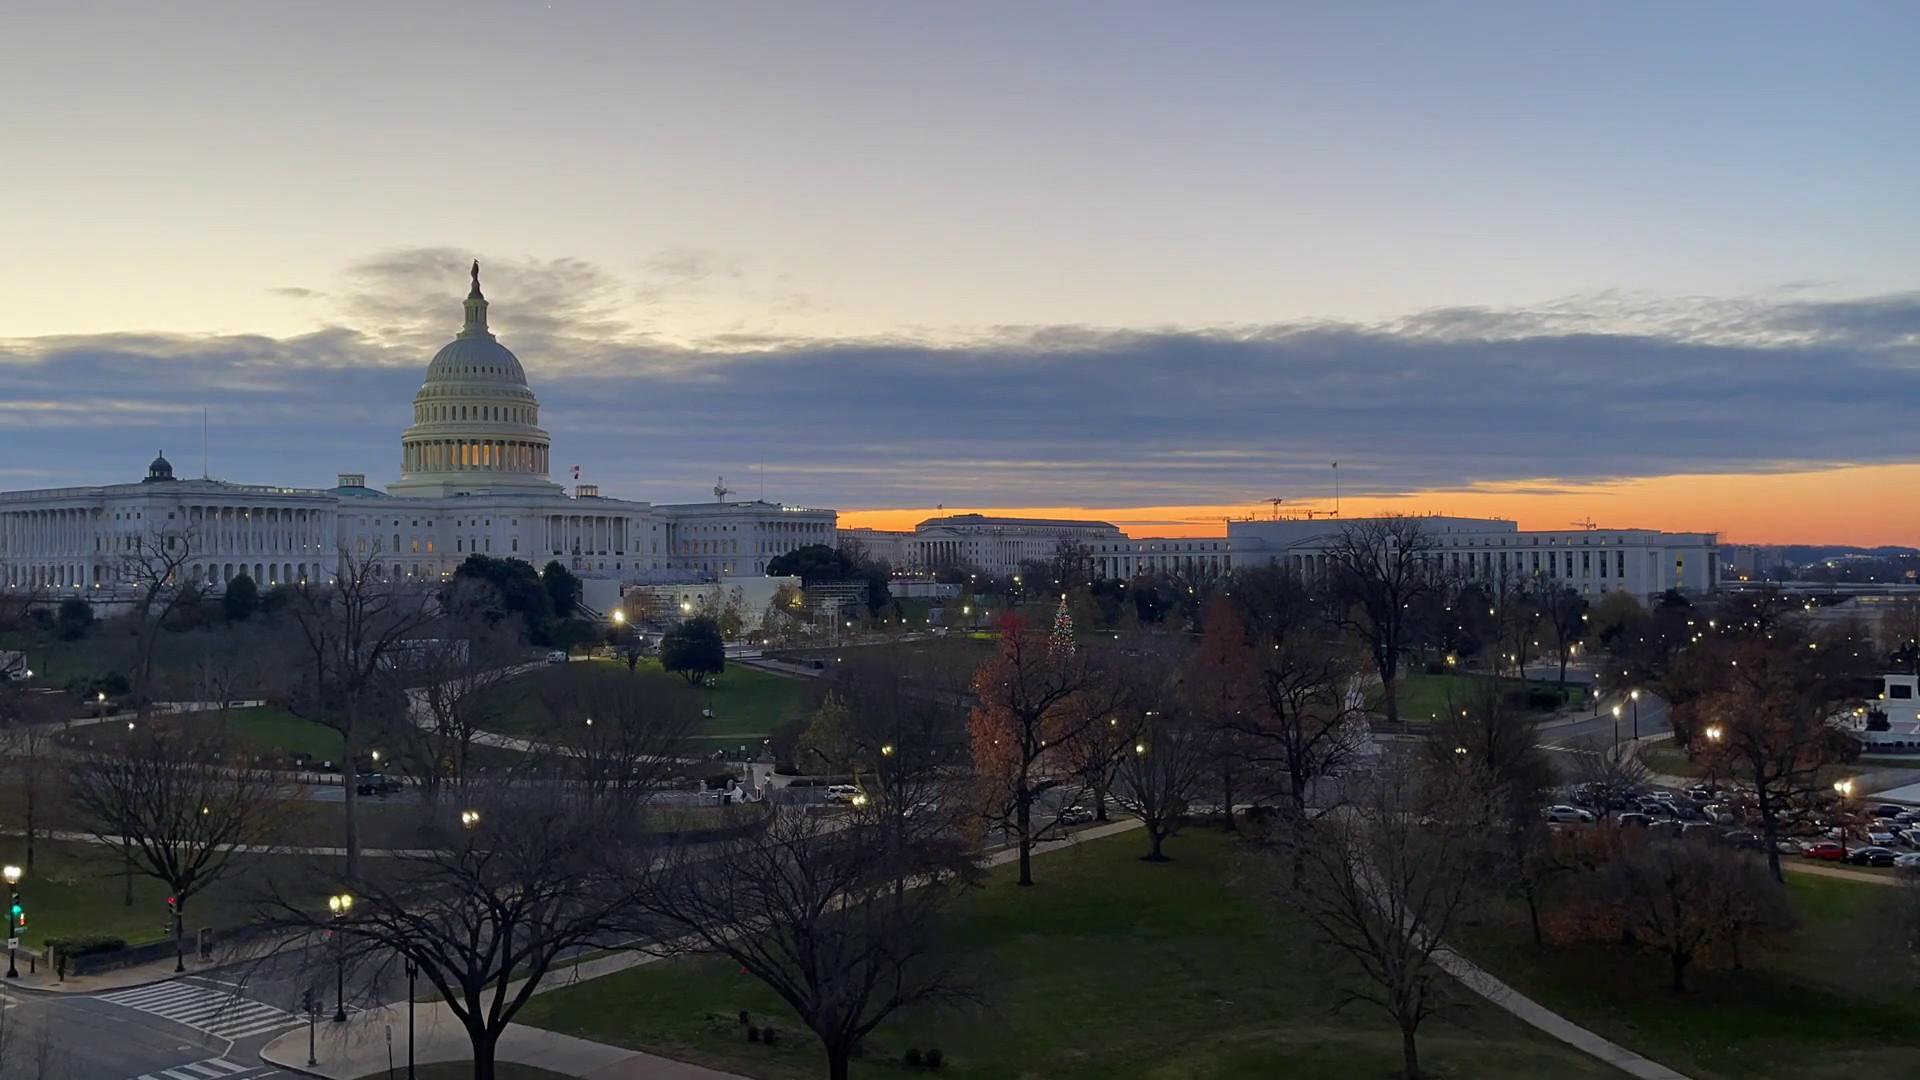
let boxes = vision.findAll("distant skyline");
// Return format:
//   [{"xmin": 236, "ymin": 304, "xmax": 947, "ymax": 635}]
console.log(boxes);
[{"xmin": 3, "ymin": 2, "xmax": 1914, "ymax": 545}]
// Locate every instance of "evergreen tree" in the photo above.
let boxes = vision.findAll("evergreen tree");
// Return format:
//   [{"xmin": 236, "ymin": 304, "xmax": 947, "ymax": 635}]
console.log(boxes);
[{"xmin": 1049, "ymin": 595, "xmax": 1076, "ymax": 656}]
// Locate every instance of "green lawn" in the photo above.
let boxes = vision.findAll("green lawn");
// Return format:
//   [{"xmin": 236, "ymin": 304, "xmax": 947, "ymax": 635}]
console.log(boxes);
[
  {"xmin": 1637, "ymin": 735, "xmax": 1708, "ymax": 778},
  {"xmin": 0, "ymin": 840, "xmax": 318, "ymax": 948},
  {"xmin": 59, "ymin": 706, "xmax": 347, "ymax": 763},
  {"xmin": 484, "ymin": 660, "xmax": 818, "ymax": 740},
  {"xmin": 1456, "ymin": 875, "xmax": 1920, "ymax": 1080},
  {"xmin": 518, "ymin": 830, "xmax": 1621, "ymax": 1080},
  {"xmin": 1394, "ymin": 672, "xmax": 1583, "ymax": 722}
]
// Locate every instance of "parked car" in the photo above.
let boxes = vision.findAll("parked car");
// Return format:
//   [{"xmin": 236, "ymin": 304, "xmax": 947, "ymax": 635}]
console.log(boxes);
[
  {"xmin": 546, "ymin": 650, "xmax": 569, "ymax": 664},
  {"xmin": 1845, "ymin": 846, "xmax": 1897, "ymax": 867},
  {"xmin": 1802, "ymin": 841, "xmax": 1846, "ymax": 861},
  {"xmin": 356, "ymin": 774, "xmax": 403, "ymax": 797},
  {"xmin": 1775, "ymin": 838, "xmax": 1805, "ymax": 854},
  {"xmin": 1871, "ymin": 804, "xmax": 1907, "ymax": 819},
  {"xmin": 1677, "ymin": 822, "xmax": 1715, "ymax": 839},
  {"xmin": 1058, "ymin": 805, "xmax": 1095, "ymax": 826},
  {"xmin": 824, "ymin": 784, "xmax": 861, "ymax": 804},
  {"xmin": 1544, "ymin": 805, "xmax": 1595, "ymax": 824},
  {"xmin": 1722, "ymin": 830, "xmax": 1764, "ymax": 851},
  {"xmin": 1616, "ymin": 813, "xmax": 1651, "ymax": 829},
  {"xmin": 1867, "ymin": 830, "xmax": 1900, "ymax": 849}
]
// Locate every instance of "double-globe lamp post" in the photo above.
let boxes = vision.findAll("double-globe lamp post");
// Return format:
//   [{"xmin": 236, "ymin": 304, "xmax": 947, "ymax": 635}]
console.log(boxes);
[{"xmin": 327, "ymin": 892, "xmax": 353, "ymax": 1022}]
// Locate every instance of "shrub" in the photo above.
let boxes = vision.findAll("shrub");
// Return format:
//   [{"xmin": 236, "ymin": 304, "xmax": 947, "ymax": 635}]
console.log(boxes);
[
  {"xmin": 904, "ymin": 1048, "xmax": 924, "ymax": 1068},
  {"xmin": 763, "ymin": 1027, "xmax": 778, "ymax": 1047},
  {"xmin": 46, "ymin": 935, "xmax": 126, "ymax": 959},
  {"xmin": 747, "ymin": 1026, "xmax": 761, "ymax": 1043},
  {"xmin": 738, "ymin": 1010, "xmax": 750, "ymax": 1026},
  {"xmin": 926, "ymin": 1048, "xmax": 944, "ymax": 1069}
]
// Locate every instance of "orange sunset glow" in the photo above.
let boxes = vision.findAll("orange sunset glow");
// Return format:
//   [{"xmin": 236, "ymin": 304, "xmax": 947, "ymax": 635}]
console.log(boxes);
[{"xmin": 840, "ymin": 464, "xmax": 1919, "ymax": 547}]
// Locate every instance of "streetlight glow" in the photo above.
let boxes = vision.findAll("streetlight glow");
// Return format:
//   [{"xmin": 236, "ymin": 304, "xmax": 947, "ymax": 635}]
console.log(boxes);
[
  {"xmin": 2, "ymin": 866, "xmax": 20, "ymax": 886},
  {"xmin": 461, "ymin": 809, "xmax": 481, "ymax": 829}
]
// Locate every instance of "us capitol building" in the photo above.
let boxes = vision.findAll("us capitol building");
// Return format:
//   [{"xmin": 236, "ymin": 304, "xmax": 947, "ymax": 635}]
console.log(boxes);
[{"xmin": 0, "ymin": 264, "xmax": 836, "ymax": 599}]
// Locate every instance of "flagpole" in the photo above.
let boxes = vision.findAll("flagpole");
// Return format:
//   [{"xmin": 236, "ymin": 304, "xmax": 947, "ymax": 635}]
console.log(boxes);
[{"xmin": 1333, "ymin": 461, "xmax": 1339, "ymax": 517}]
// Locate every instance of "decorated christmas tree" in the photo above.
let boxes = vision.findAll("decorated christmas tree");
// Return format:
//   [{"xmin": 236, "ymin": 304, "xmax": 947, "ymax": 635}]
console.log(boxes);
[{"xmin": 1049, "ymin": 595, "xmax": 1076, "ymax": 655}]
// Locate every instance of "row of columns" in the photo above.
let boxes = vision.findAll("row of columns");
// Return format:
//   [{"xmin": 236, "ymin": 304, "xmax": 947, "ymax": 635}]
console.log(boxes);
[
  {"xmin": 405, "ymin": 439, "xmax": 548, "ymax": 476},
  {"xmin": 547, "ymin": 514, "xmax": 626, "ymax": 556}
]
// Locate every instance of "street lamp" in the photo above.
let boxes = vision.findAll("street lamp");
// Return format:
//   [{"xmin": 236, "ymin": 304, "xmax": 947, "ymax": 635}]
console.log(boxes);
[
  {"xmin": 1833, "ymin": 779, "xmax": 1857, "ymax": 854},
  {"xmin": 461, "ymin": 809, "xmax": 481, "ymax": 829},
  {"xmin": 612, "ymin": 609, "xmax": 625, "ymax": 624},
  {"xmin": 1611, "ymin": 704, "xmax": 1622, "ymax": 749},
  {"xmin": 1629, "ymin": 688, "xmax": 1641, "ymax": 740},
  {"xmin": 405, "ymin": 958, "xmax": 418, "ymax": 1080},
  {"xmin": 327, "ymin": 892, "xmax": 353, "ymax": 1022},
  {"xmin": 3, "ymin": 865, "xmax": 20, "ymax": 979}
]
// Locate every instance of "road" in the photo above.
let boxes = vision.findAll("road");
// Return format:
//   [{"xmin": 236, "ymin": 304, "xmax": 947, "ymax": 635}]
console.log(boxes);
[
  {"xmin": 1, "ymin": 976, "xmax": 298, "ymax": 1080},
  {"xmin": 1536, "ymin": 691, "xmax": 1672, "ymax": 776}
]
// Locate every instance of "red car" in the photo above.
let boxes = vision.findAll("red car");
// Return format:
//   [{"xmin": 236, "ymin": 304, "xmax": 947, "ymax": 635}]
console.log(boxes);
[{"xmin": 1802, "ymin": 841, "xmax": 1845, "ymax": 861}]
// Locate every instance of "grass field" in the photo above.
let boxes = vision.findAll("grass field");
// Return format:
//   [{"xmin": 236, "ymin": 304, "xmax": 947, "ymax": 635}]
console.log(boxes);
[
  {"xmin": 59, "ymin": 706, "xmax": 348, "ymax": 763},
  {"xmin": 518, "ymin": 830, "xmax": 1621, "ymax": 1080},
  {"xmin": 0, "ymin": 840, "xmax": 320, "ymax": 948},
  {"xmin": 1456, "ymin": 875, "xmax": 1920, "ymax": 1080},
  {"xmin": 1395, "ymin": 672, "xmax": 1583, "ymax": 722},
  {"xmin": 484, "ymin": 659, "xmax": 818, "ymax": 740}
]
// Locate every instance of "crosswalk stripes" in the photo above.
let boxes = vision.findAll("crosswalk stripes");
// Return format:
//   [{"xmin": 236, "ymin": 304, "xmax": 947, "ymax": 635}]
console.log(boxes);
[
  {"xmin": 127, "ymin": 1057, "xmax": 260, "ymax": 1080},
  {"xmin": 98, "ymin": 981, "xmax": 300, "ymax": 1041}
]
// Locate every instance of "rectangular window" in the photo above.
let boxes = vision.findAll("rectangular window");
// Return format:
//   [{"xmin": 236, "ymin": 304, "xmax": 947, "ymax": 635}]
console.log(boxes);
[{"xmin": 1582, "ymin": 551, "xmax": 1590, "ymax": 573}]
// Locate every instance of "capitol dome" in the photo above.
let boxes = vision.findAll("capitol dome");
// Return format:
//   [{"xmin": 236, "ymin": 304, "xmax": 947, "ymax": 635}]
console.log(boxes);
[{"xmin": 387, "ymin": 261, "xmax": 563, "ymax": 497}]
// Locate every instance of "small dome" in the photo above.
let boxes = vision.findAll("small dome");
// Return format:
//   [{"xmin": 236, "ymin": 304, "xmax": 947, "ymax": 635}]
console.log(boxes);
[
  {"xmin": 144, "ymin": 452, "xmax": 176, "ymax": 483},
  {"xmin": 423, "ymin": 336, "xmax": 528, "ymax": 387}
]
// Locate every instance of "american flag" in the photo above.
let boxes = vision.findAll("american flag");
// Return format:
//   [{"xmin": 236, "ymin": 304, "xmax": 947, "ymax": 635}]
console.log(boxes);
[{"xmin": 571, "ymin": 465, "xmax": 581, "ymax": 480}]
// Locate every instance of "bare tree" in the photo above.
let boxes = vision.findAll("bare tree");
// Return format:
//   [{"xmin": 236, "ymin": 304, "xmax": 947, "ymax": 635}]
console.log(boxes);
[
  {"xmin": 635, "ymin": 808, "xmax": 975, "ymax": 1080},
  {"xmin": 1324, "ymin": 516, "xmax": 1441, "ymax": 723},
  {"xmin": 969, "ymin": 616, "xmax": 1123, "ymax": 886},
  {"xmin": 1272, "ymin": 755, "xmax": 1493, "ymax": 1080},
  {"xmin": 0, "ymin": 684, "xmax": 65, "ymax": 872},
  {"xmin": 532, "ymin": 663, "xmax": 699, "ymax": 807},
  {"xmin": 391, "ymin": 621, "xmax": 521, "ymax": 800},
  {"xmin": 279, "ymin": 548, "xmax": 436, "ymax": 878},
  {"xmin": 65, "ymin": 730, "xmax": 292, "ymax": 970},
  {"xmin": 117, "ymin": 516, "xmax": 201, "ymax": 722},
  {"xmin": 1536, "ymin": 584, "xmax": 1589, "ymax": 689},
  {"xmin": 264, "ymin": 783, "xmax": 646, "ymax": 1080},
  {"xmin": 1113, "ymin": 647, "xmax": 1212, "ymax": 860},
  {"xmin": 1215, "ymin": 565, "xmax": 1369, "ymax": 830}
]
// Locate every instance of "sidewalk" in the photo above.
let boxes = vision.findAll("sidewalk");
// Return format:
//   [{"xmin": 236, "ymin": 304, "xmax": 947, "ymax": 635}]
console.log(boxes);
[
  {"xmin": 262, "ymin": 817, "xmax": 1147, "ymax": 1077},
  {"xmin": 1432, "ymin": 944, "xmax": 1693, "ymax": 1080}
]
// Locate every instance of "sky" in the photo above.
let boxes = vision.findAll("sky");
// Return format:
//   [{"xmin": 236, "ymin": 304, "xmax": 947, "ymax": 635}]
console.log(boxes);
[{"xmin": 2, "ymin": 1, "xmax": 1916, "ymax": 544}]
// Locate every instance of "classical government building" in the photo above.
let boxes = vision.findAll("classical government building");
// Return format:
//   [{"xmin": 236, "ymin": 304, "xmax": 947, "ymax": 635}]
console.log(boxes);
[
  {"xmin": 0, "ymin": 264, "xmax": 835, "ymax": 600},
  {"xmin": 845, "ymin": 512, "xmax": 1721, "ymax": 599}
]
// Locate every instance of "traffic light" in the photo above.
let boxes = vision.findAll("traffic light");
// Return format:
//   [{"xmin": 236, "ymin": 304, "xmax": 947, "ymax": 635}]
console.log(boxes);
[
  {"xmin": 167, "ymin": 895, "xmax": 177, "ymax": 918},
  {"xmin": 9, "ymin": 900, "xmax": 22, "ymax": 931}
]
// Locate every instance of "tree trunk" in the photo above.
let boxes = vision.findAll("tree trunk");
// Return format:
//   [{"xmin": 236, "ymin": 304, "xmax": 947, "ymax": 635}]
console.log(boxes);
[
  {"xmin": 1220, "ymin": 761, "xmax": 1236, "ymax": 832},
  {"xmin": 1093, "ymin": 782, "xmax": 1108, "ymax": 823},
  {"xmin": 1144, "ymin": 827, "xmax": 1169, "ymax": 862},
  {"xmin": 342, "ymin": 706, "xmax": 361, "ymax": 880},
  {"xmin": 173, "ymin": 907, "xmax": 185, "ymax": 973},
  {"xmin": 1524, "ymin": 888, "xmax": 1543, "ymax": 948},
  {"xmin": 123, "ymin": 841, "xmax": 134, "ymax": 907},
  {"xmin": 1400, "ymin": 1019, "xmax": 1421, "ymax": 1079},
  {"xmin": 471, "ymin": 1027, "xmax": 499, "ymax": 1080},
  {"xmin": 1381, "ymin": 661, "xmax": 1399, "ymax": 724},
  {"xmin": 1670, "ymin": 952, "xmax": 1689, "ymax": 993},
  {"xmin": 1016, "ymin": 790, "xmax": 1033, "ymax": 886},
  {"xmin": 826, "ymin": 1046, "xmax": 851, "ymax": 1080}
]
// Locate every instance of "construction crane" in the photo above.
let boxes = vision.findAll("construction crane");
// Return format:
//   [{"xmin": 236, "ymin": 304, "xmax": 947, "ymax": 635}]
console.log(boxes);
[
  {"xmin": 1266, "ymin": 497, "xmax": 1285, "ymax": 520},
  {"xmin": 714, "ymin": 476, "xmax": 733, "ymax": 502},
  {"xmin": 1571, "ymin": 517, "xmax": 1598, "ymax": 531}
]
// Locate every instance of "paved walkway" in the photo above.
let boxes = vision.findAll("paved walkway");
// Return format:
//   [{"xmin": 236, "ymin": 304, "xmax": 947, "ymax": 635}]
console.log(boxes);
[
  {"xmin": 1432, "ymin": 945, "xmax": 1693, "ymax": 1080},
  {"xmin": 1782, "ymin": 860, "xmax": 1895, "ymax": 886}
]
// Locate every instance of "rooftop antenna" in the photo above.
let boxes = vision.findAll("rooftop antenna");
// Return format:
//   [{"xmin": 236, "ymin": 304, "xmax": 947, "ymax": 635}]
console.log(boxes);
[
  {"xmin": 201, "ymin": 407, "xmax": 209, "ymax": 479},
  {"xmin": 1332, "ymin": 461, "xmax": 1340, "ymax": 517},
  {"xmin": 714, "ymin": 475, "xmax": 733, "ymax": 503}
]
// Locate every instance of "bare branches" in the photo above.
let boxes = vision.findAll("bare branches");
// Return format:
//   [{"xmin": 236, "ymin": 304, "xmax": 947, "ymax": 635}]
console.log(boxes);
[
  {"xmin": 637, "ymin": 809, "xmax": 972, "ymax": 1080},
  {"xmin": 1271, "ymin": 756, "xmax": 1492, "ymax": 1080},
  {"xmin": 64, "ymin": 729, "xmax": 292, "ymax": 970},
  {"xmin": 1323, "ymin": 516, "xmax": 1441, "ymax": 724},
  {"xmin": 262, "ymin": 782, "xmax": 645, "ymax": 1080}
]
